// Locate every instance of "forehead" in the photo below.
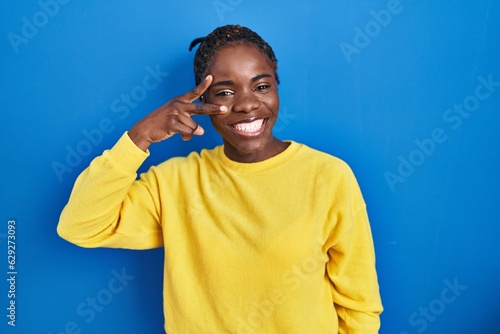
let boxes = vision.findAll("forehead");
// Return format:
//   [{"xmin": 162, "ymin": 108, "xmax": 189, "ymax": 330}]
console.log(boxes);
[{"xmin": 209, "ymin": 44, "xmax": 274, "ymax": 76}]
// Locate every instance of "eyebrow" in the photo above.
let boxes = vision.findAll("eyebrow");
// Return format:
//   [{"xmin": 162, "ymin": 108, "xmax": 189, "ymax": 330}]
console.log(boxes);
[
  {"xmin": 251, "ymin": 73, "xmax": 273, "ymax": 82},
  {"xmin": 211, "ymin": 80, "xmax": 234, "ymax": 87},
  {"xmin": 211, "ymin": 74, "xmax": 273, "ymax": 87}
]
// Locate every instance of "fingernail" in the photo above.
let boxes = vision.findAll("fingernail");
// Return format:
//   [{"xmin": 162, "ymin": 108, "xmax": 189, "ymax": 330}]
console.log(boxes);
[{"xmin": 220, "ymin": 106, "xmax": 228, "ymax": 112}]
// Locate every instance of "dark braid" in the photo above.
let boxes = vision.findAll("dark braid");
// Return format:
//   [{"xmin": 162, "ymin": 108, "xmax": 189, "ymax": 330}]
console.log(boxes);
[{"xmin": 190, "ymin": 25, "xmax": 279, "ymax": 85}]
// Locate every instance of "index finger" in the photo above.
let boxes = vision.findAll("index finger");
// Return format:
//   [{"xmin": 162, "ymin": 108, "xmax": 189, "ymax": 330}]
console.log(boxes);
[
  {"xmin": 181, "ymin": 75, "xmax": 214, "ymax": 103},
  {"xmin": 191, "ymin": 102, "xmax": 228, "ymax": 115}
]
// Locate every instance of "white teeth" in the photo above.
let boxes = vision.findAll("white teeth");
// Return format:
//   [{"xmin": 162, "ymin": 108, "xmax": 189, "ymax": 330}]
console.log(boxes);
[{"xmin": 233, "ymin": 119, "xmax": 264, "ymax": 132}]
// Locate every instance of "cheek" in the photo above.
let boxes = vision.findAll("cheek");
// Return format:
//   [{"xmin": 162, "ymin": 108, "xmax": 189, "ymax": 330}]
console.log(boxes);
[
  {"xmin": 209, "ymin": 114, "xmax": 226, "ymax": 130},
  {"xmin": 266, "ymin": 93, "xmax": 280, "ymax": 114}
]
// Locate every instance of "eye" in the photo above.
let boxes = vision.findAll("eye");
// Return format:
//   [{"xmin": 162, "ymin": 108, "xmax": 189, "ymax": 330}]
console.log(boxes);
[
  {"xmin": 215, "ymin": 90, "xmax": 234, "ymax": 97},
  {"xmin": 255, "ymin": 84, "xmax": 271, "ymax": 91}
]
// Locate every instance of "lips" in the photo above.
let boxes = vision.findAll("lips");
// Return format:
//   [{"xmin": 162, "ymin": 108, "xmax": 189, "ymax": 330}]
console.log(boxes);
[{"xmin": 229, "ymin": 117, "xmax": 267, "ymax": 137}]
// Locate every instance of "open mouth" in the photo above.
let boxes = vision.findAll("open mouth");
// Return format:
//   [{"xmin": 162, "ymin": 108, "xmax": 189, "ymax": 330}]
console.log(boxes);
[{"xmin": 229, "ymin": 117, "xmax": 268, "ymax": 137}]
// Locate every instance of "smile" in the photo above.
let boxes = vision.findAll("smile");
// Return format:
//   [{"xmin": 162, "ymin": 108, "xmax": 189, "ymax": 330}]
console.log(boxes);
[{"xmin": 229, "ymin": 118, "xmax": 267, "ymax": 137}]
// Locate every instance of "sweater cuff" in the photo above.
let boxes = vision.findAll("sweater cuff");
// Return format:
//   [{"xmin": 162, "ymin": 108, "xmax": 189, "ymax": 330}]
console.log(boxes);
[{"xmin": 106, "ymin": 132, "xmax": 150, "ymax": 173}]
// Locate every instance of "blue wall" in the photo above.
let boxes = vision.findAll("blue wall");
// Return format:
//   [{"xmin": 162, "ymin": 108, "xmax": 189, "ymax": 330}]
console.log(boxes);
[{"xmin": 1, "ymin": 1, "xmax": 499, "ymax": 333}]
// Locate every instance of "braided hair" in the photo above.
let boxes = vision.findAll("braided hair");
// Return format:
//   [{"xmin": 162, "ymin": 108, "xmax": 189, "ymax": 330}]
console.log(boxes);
[{"xmin": 189, "ymin": 25, "xmax": 279, "ymax": 85}]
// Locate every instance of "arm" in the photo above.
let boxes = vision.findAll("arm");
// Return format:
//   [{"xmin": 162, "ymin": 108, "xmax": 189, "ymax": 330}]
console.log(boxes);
[
  {"xmin": 57, "ymin": 75, "xmax": 227, "ymax": 248},
  {"xmin": 329, "ymin": 208, "xmax": 383, "ymax": 333},
  {"xmin": 57, "ymin": 132, "xmax": 164, "ymax": 249},
  {"xmin": 327, "ymin": 171, "xmax": 383, "ymax": 333}
]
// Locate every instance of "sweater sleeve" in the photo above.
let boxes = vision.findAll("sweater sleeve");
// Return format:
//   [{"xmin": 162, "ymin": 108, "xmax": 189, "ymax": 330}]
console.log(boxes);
[
  {"xmin": 326, "ymin": 169, "xmax": 383, "ymax": 333},
  {"xmin": 57, "ymin": 132, "xmax": 164, "ymax": 249}
]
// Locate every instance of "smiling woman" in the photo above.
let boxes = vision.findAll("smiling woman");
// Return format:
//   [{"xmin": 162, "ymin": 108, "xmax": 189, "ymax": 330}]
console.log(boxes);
[
  {"xmin": 205, "ymin": 44, "xmax": 288, "ymax": 162},
  {"xmin": 57, "ymin": 24, "xmax": 383, "ymax": 334}
]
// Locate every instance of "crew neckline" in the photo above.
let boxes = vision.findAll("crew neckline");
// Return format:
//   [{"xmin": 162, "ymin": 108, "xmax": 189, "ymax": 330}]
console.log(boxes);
[{"xmin": 216, "ymin": 141, "xmax": 302, "ymax": 173}]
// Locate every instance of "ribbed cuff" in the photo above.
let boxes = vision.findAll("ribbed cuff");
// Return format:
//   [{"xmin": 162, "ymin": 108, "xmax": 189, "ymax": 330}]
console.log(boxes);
[{"xmin": 105, "ymin": 132, "xmax": 150, "ymax": 173}]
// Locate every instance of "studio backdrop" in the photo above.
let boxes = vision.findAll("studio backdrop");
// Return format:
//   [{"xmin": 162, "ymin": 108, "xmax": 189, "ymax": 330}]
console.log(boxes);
[{"xmin": 1, "ymin": 0, "xmax": 499, "ymax": 333}]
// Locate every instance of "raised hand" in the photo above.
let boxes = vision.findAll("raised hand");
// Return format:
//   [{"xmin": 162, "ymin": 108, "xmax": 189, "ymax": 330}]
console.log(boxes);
[{"xmin": 128, "ymin": 75, "xmax": 227, "ymax": 151}]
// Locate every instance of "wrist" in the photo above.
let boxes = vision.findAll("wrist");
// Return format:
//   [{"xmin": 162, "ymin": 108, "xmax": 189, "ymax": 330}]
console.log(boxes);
[{"xmin": 127, "ymin": 128, "xmax": 151, "ymax": 152}]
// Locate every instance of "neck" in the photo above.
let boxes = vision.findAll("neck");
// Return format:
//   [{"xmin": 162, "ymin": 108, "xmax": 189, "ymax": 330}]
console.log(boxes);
[{"xmin": 223, "ymin": 137, "xmax": 290, "ymax": 163}]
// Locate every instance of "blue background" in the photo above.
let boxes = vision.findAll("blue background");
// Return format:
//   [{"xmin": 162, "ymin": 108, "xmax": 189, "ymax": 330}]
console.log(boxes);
[{"xmin": 1, "ymin": 0, "xmax": 499, "ymax": 333}]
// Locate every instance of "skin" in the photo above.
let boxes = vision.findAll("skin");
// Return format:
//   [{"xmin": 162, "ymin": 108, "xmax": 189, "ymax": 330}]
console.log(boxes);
[
  {"xmin": 204, "ymin": 44, "xmax": 289, "ymax": 163},
  {"xmin": 129, "ymin": 43, "xmax": 288, "ymax": 163},
  {"xmin": 128, "ymin": 75, "xmax": 227, "ymax": 151}
]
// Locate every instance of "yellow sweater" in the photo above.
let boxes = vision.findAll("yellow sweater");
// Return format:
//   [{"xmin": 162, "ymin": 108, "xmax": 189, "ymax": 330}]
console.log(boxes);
[{"xmin": 58, "ymin": 132, "xmax": 383, "ymax": 333}]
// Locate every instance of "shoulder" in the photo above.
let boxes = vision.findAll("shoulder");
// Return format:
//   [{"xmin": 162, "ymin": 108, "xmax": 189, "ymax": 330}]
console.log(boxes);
[
  {"xmin": 152, "ymin": 145, "xmax": 222, "ymax": 173},
  {"xmin": 294, "ymin": 141, "xmax": 354, "ymax": 176},
  {"xmin": 294, "ymin": 141, "xmax": 364, "ymax": 203},
  {"xmin": 136, "ymin": 146, "xmax": 222, "ymax": 188}
]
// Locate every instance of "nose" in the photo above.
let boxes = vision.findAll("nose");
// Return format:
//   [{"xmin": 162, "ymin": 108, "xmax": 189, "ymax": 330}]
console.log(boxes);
[{"xmin": 232, "ymin": 91, "xmax": 261, "ymax": 113}]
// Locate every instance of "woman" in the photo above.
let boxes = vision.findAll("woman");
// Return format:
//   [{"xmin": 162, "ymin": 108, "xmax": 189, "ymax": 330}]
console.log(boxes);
[{"xmin": 58, "ymin": 25, "xmax": 383, "ymax": 333}]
